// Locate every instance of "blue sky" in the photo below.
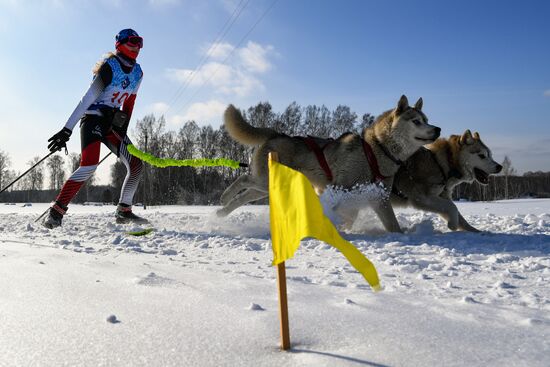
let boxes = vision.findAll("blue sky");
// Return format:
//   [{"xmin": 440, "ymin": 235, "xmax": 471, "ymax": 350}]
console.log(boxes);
[{"xmin": 0, "ymin": 0, "xmax": 549, "ymax": 186}]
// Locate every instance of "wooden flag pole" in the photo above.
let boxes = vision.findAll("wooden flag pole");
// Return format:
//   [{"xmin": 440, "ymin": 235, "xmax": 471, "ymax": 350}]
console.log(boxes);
[
  {"xmin": 269, "ymin": 152, "xmax": 291, "ymax": 351},
  {"xmin": 277, "ymin": 261, "xmax": 291, "ymax": 350}
]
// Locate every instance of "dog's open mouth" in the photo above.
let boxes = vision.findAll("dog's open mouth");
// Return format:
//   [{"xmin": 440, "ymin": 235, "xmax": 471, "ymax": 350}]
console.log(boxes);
[{"xmin": 474, "ymin": 168, "xmax": 489, "ymax": 185}]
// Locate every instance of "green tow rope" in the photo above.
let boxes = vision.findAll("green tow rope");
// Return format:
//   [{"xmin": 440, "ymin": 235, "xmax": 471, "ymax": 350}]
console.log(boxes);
[
  {"xmin": 127, "ymin": 228, "xmax": 154, "ymax": 236},
  {"xmin": 127, "ymin": 144, "xmax": 248, "ymax": 169}
]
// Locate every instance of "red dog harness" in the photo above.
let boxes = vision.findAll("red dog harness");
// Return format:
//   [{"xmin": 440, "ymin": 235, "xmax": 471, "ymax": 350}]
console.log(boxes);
[
  {"xmin": 302, "ymin": 136, "xmax": 334, "ymax": 181},
  {"xmin": 361, "ymin": 139, "xmax": 387, "ymax": 182},
  {"xmin": 302, "ymin": 136, "xmax": 388, "ymax": 184}
]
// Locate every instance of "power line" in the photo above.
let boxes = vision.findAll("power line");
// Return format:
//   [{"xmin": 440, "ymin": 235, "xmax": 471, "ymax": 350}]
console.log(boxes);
[
  {"xmin": 163, "ymin": 0, "xmax": 250, "ymax": 116},
  {"xmin": 173, "ymin": 0, "xmax": 280, "ymax": 119},
  {"xmin": 165, "ymin": 0, "xmax": 246, "ymax": 108}
]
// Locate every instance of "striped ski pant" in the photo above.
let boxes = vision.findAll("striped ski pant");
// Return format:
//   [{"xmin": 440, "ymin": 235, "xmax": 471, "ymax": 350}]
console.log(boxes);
[{"xmin": 55, "ymin": 114, "xmax": 143, "ymax": 208}]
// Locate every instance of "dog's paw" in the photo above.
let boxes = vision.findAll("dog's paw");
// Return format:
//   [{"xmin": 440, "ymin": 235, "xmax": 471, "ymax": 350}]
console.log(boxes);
[
  {"xmin": 216, "ymin": 208, "xmax": 229, "ymax": 217},
  {"xmin": 447, "ymin": 221, "xmax": 459, "ymax": 231}
]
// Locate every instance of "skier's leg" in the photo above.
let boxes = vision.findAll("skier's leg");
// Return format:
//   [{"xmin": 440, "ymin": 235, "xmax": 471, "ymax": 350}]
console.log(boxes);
[
  {"xmin": 105, "ymin": 131, "xmax": 146, "ymax": 223},
  {"xmin": 105, "ymin": 132, "xmax": 143, "ymax": 206},
  {"xmin": 44, "ymin": 116, "xmax": 103, "ymax": 228},
  {"xmin": 54, "ymin": 142, "xmax": 100, "ymax": 207}
]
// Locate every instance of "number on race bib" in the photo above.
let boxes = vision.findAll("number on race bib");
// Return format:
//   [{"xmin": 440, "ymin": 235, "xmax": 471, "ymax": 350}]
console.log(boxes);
[{"xmin": 111, "ymin": 92, "xmax": 129, "ymax": 105}]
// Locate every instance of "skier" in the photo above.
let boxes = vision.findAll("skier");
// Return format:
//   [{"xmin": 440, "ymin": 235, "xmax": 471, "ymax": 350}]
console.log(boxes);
[{"xmin": 44, "ymin": 29, "xmax": 147, "ymax": 229}]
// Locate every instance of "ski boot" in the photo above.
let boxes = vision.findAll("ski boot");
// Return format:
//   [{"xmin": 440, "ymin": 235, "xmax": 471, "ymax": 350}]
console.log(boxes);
[
  {"xmin": 116, "ymin": 203, "xmax": 149, "ymax": 224},
  {"xmin": 43, "ymin": 202, "xmax": 67, "ymax": 229}
]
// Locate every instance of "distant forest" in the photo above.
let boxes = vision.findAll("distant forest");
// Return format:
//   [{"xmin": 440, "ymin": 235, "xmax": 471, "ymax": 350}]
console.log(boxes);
[{"xmin": 1, "ymin": 102, "xmax": 549, "ymax": 205}]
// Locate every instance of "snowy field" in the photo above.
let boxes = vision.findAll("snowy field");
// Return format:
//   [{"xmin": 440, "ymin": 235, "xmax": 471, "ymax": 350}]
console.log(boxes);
[{"xmin": 0, "ymin": 199, "xmax": 549, "ymax": 366}]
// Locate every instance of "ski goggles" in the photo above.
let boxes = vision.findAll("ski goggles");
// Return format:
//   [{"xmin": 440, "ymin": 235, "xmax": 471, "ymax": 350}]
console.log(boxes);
[{"xmin": 118, "ymin": 36, "xmax": 143, "ymax": 48}]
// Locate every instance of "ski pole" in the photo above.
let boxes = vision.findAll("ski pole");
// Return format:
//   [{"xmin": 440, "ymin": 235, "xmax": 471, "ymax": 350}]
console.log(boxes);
[
  {"xmin": 0, "ymin": 151, "xmax": 56, "ymax": 195},
  {"xmin": 35, "ymin": 152, "xmax": 113, "ymax": 223}
]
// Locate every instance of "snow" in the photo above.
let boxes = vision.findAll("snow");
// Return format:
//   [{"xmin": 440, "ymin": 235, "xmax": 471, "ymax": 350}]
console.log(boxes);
[{"xmin": 0, "ymin": 199, "xmax": 549, "ymax": 366}]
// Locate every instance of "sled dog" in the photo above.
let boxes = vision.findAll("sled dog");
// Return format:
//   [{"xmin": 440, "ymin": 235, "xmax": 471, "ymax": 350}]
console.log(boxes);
[
  {"xmin": 391, "ymin": 130, "xmax": 502, "ymax": 232},
  {"xmin": 217, "ymin": 95, "xmax": 441, "ymax": 233}
]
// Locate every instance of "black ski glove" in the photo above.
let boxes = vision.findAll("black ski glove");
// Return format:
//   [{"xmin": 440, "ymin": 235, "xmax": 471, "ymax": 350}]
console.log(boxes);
[{"xmin": 47, "ymin": 127, "xmax": 72, "ymax": 153}]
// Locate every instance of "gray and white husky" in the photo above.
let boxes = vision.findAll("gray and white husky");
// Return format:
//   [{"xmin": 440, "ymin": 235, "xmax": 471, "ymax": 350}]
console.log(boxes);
[
  {"xmin": 391, "ymin": 130, "xmax": 502, "ymax": 232},
  {"xmin": 217, "ymin": 95, "xmax": 440, "ymax": 233}
]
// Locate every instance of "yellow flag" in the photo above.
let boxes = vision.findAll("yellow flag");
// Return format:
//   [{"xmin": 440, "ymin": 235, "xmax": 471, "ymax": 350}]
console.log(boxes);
[{"xmin": 269, "ymin": 158, "xmax": 380, "ymax": 291}]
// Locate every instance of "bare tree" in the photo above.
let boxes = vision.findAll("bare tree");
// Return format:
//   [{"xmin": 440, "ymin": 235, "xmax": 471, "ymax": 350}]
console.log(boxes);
[
  {"xmin": 302, "ymin": 105, "xmax": 332, "ymax": 137},
  {"xmin": 331, "ymin": 105, "xmax": 357, "ymax": 137},
  {"xmin": 1, "ymin": 170, "xmax": 18, "ymax": 192},
  {"xmin": 22, "ymin": 156, "xmax": 45, "ymax": 201},
  {"xmin": 68, "ymin": 153, "xmax": 81, "ymax": 173},
  {"xmin": 0, "ymin": 150, "xmax": 11, "ymax": 189},
  {"xmin": 247, "ymin": 102, "xmax": 275, "ymax": 129},
  {"xmin": 358, "ymin": 113, "xmax": 375, "ymax": 133},
  {"xmin": 133, "ymin": 114, "xmax": 167, "ymax": 206},
  {"xmin": 197, "ymin": 125, "xmax": 220, "ymax": 202},
  {"xmin": 178, "ymin": 120, "xmax": 200, "ymax": 158},
  {"xmin": 279, "ymin": 102, "xmax": 302, "ymax": 136},
  {"xmin": 47, "ymin": 155, "xmax": 66, "ymax": 190},
  {"xmin": 176, "ymin": 120, "xmax": 201, "ymax": 202},
  {"xmin": 501, "ymin": 156, "xmax": 516, "ymax": 199}
]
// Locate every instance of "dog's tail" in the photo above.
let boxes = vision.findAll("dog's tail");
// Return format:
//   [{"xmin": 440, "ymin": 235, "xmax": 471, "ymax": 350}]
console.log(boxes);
[{"xmin": 224, "ymin": 104, "xmax": 279, "ymax": 146}]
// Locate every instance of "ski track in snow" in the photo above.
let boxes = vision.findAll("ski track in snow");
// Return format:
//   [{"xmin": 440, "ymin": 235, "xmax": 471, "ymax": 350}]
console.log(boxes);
[{"xmin": 2, "ymin": 200, "xmax": 549, "ymax": 313}]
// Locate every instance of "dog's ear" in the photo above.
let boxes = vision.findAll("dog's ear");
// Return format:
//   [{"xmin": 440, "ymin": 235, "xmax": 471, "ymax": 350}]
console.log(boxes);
[
  {"xmin": 460, "ymin": 130, "xmax": 474, "ymax": 145},
  {"xmin": 473, "ymin": 131, "xmax": 480, "ymax": 140},
  {"xmin": 414, "ymin": 97, "xmax": 423, "ymax": 111},
  {"xmin": 396, "ymin": 95, "xmax": 409, "ymax": 115}
]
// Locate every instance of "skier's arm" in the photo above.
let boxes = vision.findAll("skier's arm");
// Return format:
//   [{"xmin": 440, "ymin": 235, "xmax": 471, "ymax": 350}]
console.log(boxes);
[{"xmin": 63, "ymin": 62, "xmax": 113, "ymax": 131}]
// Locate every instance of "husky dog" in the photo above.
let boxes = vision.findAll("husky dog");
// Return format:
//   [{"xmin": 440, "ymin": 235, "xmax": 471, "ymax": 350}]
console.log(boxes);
[
  {"xmin": 217, "ymin": 95, "xmax": 441, "ymax": 233},
  {"xmin": 391, "ymin": 130, "xmax": 502, "ymax": 232}
]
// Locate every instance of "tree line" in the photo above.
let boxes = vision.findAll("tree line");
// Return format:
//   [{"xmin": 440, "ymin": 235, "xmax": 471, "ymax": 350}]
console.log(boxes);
[
  {"xmin": 1, "ymin": 101, "xmax": 549, "ymax": 204},
  {"xmin": 454, "ymin": 171, "xmax": 550, "ymax": 201}
]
